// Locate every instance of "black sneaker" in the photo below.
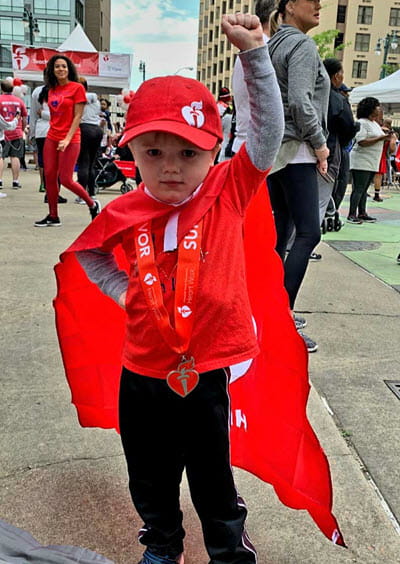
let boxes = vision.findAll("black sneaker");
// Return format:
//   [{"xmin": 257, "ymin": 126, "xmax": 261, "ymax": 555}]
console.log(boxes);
[
  {"xmin": 44, "ymin": 194, "xmax": 68, "ymax": 204},
  {"xmin": 309, "ymin": 252, "xmax": 322, "ymax": 261},
  {"xmin": 89, "ymin": 199, "xmax": 101, "ymax": 220},
  {"xmin": 12, "ymin": 181, "xmax": 21, "ymax": 189},
  {"xmin": 294, "ymin": 314, "xmax": 307, "ymax": 330},
  {"xmin": 358, "ymin": 214, "xmax": 376, "ymax": 222},
  {"xmin": 347, "ymin": 215, "xmax": 363, "ymax": 224},
  {"xmin": 298, "ymin": 331, "xmax": 318, "ymax": 353},
  {"xmin": 34, "ymin": 214, "xmax": 62, "ymax": 227},
  {"xmin": 0, "ymin": 180, "xmax": 3, "ymax": 189},
  {"xmin": 397, "ymin": 253, "xmax": 400, "ymax": 265},
  {"xmin": 138, "ymin": 550, "xmax": 183, "ymax": 563}
]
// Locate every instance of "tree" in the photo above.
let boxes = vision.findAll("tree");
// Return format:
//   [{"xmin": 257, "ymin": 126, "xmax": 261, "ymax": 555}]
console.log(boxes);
[
  {"xmin": 381, "ymin": 63, "xmax": 399, "ymax": 77},
  {"xmin": 312, "ymin": 29, "xmax": 347, "ymax": 59}
]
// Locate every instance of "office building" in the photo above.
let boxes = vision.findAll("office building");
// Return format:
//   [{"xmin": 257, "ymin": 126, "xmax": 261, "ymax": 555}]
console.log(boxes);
[
  {"xmin": 197, "ymin": 0, "xmax": 400, "ymax": 95},
  {"xmin": 84, "ymin": 0, "xmax": 110, "ymax": 52},
  {"xmin": 312, "ymin": 0, "xmax": 400, "ymax": 87}
]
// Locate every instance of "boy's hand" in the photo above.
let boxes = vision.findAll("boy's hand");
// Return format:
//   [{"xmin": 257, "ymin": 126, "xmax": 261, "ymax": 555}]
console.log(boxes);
[{"xmin": 221, "ymin": 13, "xmax": 264, "ymax": 52}]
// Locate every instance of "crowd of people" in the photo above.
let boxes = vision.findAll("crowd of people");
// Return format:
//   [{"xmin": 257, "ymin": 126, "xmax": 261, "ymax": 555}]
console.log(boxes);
[
  {"xmin": 0, "ymin": 2, "xmax": 398, "ymax": 561},
  {"xmin": 0, "ymin": 59, "xmax": 116, "ymax": 221}
]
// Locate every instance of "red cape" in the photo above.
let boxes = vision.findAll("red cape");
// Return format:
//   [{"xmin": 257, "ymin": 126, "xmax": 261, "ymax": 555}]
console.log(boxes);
[{"xmin": 54, "ymin": 180, "xmax": 345, "ymax": 546}]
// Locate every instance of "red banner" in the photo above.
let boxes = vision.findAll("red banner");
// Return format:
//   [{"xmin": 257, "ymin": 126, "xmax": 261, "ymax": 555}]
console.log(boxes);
[{"xmin": 12, "ymin": 45, "xmax": 98, "ymax": 75}]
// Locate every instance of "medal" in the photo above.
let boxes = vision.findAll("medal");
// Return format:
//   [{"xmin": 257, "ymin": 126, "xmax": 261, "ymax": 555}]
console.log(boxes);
[
  {"xmin": 167, "ymin": 356, "xmax": 199, "ymax": 397},
  {"xmin": 134, "ymin": 220, "xmax": 203, "ymax": 396}
]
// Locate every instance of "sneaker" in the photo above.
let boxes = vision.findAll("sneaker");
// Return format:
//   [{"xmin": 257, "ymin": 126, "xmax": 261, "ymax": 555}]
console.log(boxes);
[
  {"xmin": 298, "ymin": 331, "xmax": 318, "ymax": 353},
  {"xmin": 89, "ymin": 199, "xmax": 101, "ymax": 220},
  {"xmin": 309, "ymin": 252, "xmax": 322, "ymax": 261},
  {"xmin": 0, "ymin": 180, "xmax": 3, "ymax": 188},
  {"xmin": 294, "ymin": 314, "xmax": 307, "ymax": 330},
  {"xmin": 44, "ymin": 194, "xmax": 68, "ymax": 204},
  {"xmin": 34, "ymin": 214, "xmax": 62, "ymax": 227},
  {"xmin": 373, "ymin": 195, "xmax": 383, "ymax": 202},
  {"xmin": 358, "ymin": 214, "xmax": 376, "ymax": 222},
  {"xmin": 138, "ymin": 550, "xmax": 183, "ymax": 564},
  {"xmin": 347, "ymin": 215, "xmax": 363, "ymax": 224},
  {"xmin": 12, "ymin": 181, "xmax": 21, "ymax": 189},
  {"xmin": 397, "ymin": 253, "xmax": 400, "ymax": 265},
  {"xmin": 75, "ymin": 197, "xmax": 86, "ymax": 204},
  {"xmin": 0, "ymin": 192, "xmax": 7, "ymax": 198},
  {"xmin": 39, "ymin": 183, "xmax": 45, "ymax": 192}
]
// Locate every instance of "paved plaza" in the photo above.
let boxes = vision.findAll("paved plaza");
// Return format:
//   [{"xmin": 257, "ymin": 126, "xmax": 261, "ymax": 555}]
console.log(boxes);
[{"xmin": 1, "ymin": 167, "xmax": 400, "ymax": 563}]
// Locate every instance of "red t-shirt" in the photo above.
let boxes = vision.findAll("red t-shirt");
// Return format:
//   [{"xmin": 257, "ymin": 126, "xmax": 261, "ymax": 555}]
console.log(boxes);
[
  {"xmin": 47, "ymin": 81, "xmax": 86, "ymax": 144},
  {"xmin": 0, "ymin": 94, "xmax": 27, "ymax": 141},
  {"xmin": 108, "ymin": 146, "xmax": 268, "ymax": 378}
]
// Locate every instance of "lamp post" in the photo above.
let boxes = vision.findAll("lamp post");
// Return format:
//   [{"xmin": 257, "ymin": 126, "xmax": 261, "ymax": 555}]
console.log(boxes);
[
  {"xmin": 139, "ymin": 60, "xmax": 146, "ymax": 82},
  {"xmin": 375, "ymin": 30, "xmax": 399, "ymax": 79},
  {"xmin": 22, "ymin": 6, "xmax": 40, "ymax": 46},
  {"xmin": 173, "ymin": 66, "xmax": 194, "ymax": 75}
]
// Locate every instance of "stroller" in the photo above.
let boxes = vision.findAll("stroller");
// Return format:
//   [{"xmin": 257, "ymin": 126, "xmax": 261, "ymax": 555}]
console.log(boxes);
[{"xmin": 94, "ymin": 156, "xmax": 137, "ymax": 194}]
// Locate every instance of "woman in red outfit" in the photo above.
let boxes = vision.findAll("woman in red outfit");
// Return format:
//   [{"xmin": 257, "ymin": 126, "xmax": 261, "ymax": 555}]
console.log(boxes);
[{"xmin": 35, "ymin": 55, "xmax": 101, "ymax": 227}]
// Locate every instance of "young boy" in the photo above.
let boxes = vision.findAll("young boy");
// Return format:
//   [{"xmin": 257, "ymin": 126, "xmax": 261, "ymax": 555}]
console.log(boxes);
[{"xmin": 55, "ymin": 13, "xmax": 284, "ymax": 564}]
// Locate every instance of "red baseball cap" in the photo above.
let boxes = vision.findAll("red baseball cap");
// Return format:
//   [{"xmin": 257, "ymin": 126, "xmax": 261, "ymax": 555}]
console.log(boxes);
[{"xmin": 119, "ymin": 75, "xmax": 223, "ymax": 150}]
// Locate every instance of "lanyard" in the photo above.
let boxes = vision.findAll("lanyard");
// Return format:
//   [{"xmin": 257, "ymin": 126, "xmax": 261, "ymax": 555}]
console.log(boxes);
[{"xmin": 134, "ymin": 219, "xmax": 203, "ymax": 357}]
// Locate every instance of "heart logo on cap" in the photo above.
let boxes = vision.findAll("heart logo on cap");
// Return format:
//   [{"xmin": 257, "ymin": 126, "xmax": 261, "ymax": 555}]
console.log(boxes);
[{"xmin": 181, "ymin": 101, "xmax": 205, "ymax": 129}]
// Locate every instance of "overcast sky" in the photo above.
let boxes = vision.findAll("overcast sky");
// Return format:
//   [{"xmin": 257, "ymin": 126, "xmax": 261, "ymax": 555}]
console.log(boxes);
[{"xmin": 110, "ymin": 0, "xmax": 199, "ymax": 91}]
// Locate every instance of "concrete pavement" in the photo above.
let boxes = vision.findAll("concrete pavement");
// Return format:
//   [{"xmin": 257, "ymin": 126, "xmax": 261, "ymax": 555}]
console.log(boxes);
[{"xmin": 1, "ymin": 167, "xmax": 400, "ymax": 563}]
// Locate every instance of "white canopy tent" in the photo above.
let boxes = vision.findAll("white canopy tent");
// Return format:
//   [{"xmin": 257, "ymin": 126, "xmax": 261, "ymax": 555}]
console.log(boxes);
[
  {"xmin": 58, "ymin": 23, "xmax": 97, "ymax": 53},
  {"xmin": 350, "ymin": 70, "xmax": 400, "ymax": 112}
]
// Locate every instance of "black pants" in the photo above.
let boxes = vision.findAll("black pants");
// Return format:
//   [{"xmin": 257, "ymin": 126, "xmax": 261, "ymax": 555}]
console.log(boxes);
[
  {"xmin": 119, "ymin": 367, "xmax": 257, "ymax": 564},
  {"xmin": 349, "ymin": 169, "xmax": 375, "ymax": 217},
  {"xmin": 333, "ymin": 149, "xmax": 349, "ymax": 210},
  {"xmin": 77, "ymin": 124, "xmax": 103, "ymax": 196},
  {"xmin": 268, "ymin": 163, "xmax": 321, "ymax": 310}
]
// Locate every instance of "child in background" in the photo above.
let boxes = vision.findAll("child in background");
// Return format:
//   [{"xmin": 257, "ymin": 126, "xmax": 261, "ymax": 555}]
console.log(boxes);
[{"xmin": 56, "ymin": 13, "xmax": 284, "ymax": 564}]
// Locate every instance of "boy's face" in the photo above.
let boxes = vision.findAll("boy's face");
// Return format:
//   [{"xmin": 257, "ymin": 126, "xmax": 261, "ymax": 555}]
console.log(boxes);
[{"xmin": 129, "ymin": 132, "xmax": 219, "ymax": 204}]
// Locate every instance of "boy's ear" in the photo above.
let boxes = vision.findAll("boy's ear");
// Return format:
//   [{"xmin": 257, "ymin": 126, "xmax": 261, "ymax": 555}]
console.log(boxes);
[{"xmin": 212, "ymin": 143, "xmax": 221, "ymax": 161}]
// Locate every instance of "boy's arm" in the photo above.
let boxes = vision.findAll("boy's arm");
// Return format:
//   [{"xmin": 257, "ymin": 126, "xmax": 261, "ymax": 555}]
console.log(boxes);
[
  {"xmin": 222, "ymin": 14, "xmax": 284, "ymax": 170},
  {"xmin": 76, "ymin": 249, "xmax": 129, "ymax": 308}
]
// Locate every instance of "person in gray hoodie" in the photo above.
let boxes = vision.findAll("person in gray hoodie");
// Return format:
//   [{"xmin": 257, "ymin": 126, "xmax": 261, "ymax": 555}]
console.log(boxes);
[{"xmin": 267, "ymin": 0, "xmax": 330, "ymax": 353}]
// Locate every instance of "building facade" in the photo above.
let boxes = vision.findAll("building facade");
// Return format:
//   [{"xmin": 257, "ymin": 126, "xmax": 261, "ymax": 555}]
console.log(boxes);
[
  {"xmin": 312, "ymin": 0, "xmax": 400, "ymax": 88},
  {"xmin": 197, "ymin": 0, "xmax": 400, "ymax": 95},
  {"xmin": 0, "ymin": 0, "xmax": 110, "ymax": 79},
  {"xmin": 84, "ymin": 0, "xmax": 110, "ymax": 52}
]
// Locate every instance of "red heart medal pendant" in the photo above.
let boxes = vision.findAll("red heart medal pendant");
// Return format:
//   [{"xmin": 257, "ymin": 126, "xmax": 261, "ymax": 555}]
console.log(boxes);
[{"xmin": 167, "ymin": 356, "xmax": 199, "ymax": 397}]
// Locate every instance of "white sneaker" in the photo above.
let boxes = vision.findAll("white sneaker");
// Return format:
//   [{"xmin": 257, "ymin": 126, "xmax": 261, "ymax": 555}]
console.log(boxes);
[
  {"xmin": 0, "ymin": 192, "xmax": 7, "ymax": 198},
  {"xmin": 75, "ymin": 197, "xmax": 86, "ymax": 204}
]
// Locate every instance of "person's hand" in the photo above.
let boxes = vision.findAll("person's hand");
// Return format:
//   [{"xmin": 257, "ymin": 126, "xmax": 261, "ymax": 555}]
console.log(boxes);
[
  {"xmin": 314, "ymin": 144, "xmax": 329, "ymax": 174},
  {"xmin": 118, "ymin": 291, "xmax": 127, "ymax": 309},
  {"xmin": 221, "ymin": 13, "xmax": 264, "ymax": 52},
  {"xmin": 57, "ymin": 138, "xmax": 70, "ymax": 152}
]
